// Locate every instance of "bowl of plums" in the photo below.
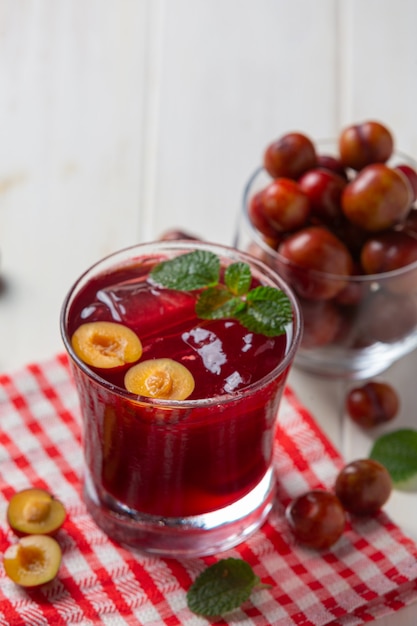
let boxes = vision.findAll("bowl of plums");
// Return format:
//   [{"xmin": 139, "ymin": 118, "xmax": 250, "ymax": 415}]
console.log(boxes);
[{"xmin": 235, "ymin": 120, "xmax": 417, "ymax": 379}]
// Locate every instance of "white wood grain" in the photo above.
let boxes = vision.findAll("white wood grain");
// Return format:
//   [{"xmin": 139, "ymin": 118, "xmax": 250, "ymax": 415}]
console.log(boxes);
[
  {"xmin": 151, "ymin": 0, "xmax": 339, "ymax": 243},
  {"xmin": 0, "ymin": 1, "xmax": 148, "ymax": 367},
  {"xmin": 339, "ymin": 0, "xmax": 417, "ymax": 155},
  {"xmin": 0, "ymin": 2, "xmax": 416, "ymax": 622}
]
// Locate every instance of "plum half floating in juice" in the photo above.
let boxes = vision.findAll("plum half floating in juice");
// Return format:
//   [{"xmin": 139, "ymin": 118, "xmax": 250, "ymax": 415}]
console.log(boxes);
[{"xmin": 61, "ymin": 241, "xmax": 302, "ymax": 556}]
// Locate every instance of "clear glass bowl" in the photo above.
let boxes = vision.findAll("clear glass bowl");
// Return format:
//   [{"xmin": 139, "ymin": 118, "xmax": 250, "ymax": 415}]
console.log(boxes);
[{"xmin": 235, "ymin": 148, "xmax": 417, "ymax": 379}]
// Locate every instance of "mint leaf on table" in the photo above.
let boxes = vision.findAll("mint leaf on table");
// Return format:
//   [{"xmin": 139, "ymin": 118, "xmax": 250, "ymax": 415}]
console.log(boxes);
[
  {"xmin": 150, "ymin": 249, "xmax": 220, "ymax": 290},
  {"xmin": 370, "ymin": 428, "xmax": 417, "ymax": 490},
  {"xmin": 150, "ymin": 250, "xmax": 292, "ymax": 337},
  {"xmin": 186, "ymin": 558, "xmax": 265, "ymax": 617}
]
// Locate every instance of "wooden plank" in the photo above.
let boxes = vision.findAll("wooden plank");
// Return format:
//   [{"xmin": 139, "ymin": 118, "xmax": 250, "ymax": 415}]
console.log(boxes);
[
  {"xmin": 0, "ymin": 1, "xmax": 148, "ymax": 367},
  {"xmin": 0, "ymin": 0, "xmax": 339, "ymax": 368},
  {"xmin": 150, "ymin": 0, "xmax": 339, "ymax": 244},
  {"xmin": 338, "ymin": 0, "xmax": 417, "ymax": 155}
]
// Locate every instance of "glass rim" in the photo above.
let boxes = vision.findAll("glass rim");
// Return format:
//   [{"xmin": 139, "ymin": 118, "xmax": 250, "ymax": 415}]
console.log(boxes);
[
  {"xmin": 60, "ymin": 239, "xmax": 303, "ymax": 409},
  {"xmin": 242, "ymin": 159, "xmax": 417, "ymax": 284}
]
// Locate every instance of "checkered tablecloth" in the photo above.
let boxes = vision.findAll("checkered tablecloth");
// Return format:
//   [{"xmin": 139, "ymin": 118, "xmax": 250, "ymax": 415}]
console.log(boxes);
[{"xmin": 0, "ymin": 354, "xmax": 417, "ymax": 625}]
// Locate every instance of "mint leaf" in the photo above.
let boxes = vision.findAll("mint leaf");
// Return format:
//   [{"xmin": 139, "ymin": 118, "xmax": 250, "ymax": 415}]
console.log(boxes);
[
  {"xmin": 236, "ymin": 286, "xmax": 293, "ymax": 337},
  {"xmin": 149, "ymin": 250, "xmax": 293, "ymax": 337},
  {"xmin": 225, "ymin": 262, "xmax": 252, "ymax": 296},
  {"xmin": 370, "ymin": 428, "xmax": 417, "ymax": 490},
  {"xmin": 186, "ymin": 558, "xmax": 262, "ymax": 617},
  {"xmin": 196, "ymin": 286, "xmax": 245, "ymax": 319},
  {"xmin": 150, "ymin": 250, "xmax": 220, "ymax": 290}
]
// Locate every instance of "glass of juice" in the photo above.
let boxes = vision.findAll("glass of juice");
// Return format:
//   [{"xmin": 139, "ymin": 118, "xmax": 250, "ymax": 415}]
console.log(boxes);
[{"xmin": 60, "ymin": 240, "xmax": 302, "ymax": 557}]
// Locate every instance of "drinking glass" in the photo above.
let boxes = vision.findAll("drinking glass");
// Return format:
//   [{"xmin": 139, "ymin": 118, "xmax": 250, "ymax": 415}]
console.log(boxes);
[{"xmin": 61, "ymin": 240, "xmax": 302, "ymax": 557}]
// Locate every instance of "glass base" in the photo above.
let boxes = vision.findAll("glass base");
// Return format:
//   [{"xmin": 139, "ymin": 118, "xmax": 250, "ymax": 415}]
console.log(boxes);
[{"xmin": 83, "ymin": 468, "xmax": 275, "ymax": 558}]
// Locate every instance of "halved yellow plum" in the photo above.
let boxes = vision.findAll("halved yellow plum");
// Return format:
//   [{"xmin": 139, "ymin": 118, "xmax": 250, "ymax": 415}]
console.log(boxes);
[
  {"xmin": 124, "ymin": 358, "xmax": 195, "ymax": 400},
  {"xmin": 3, "ymin": 535, "xmax": 62, "ymax": 587},
  {"xmin": 71, "ymin": 321, "xmax": 142, "ymax": 368},
  {"xmin": 7, "ymin": 488, "xmax": 66, "ymax": 536}
]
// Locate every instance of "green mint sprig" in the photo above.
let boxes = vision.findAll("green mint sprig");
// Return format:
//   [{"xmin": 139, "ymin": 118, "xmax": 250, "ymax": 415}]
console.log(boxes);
[
  {"xmin": 150, "ymin": 249, "xmax": 220, "ymax": 291},
  {"xmin": 150, "ymin": 250, "xmax": 292, "ymax": 337},
  {"xmin": 186, "ymin": 558, "xmax": 270, "ymax": 617},
  {"xmin": 370, "ymin": 428, "xmax": 417, "ymax": 491}
]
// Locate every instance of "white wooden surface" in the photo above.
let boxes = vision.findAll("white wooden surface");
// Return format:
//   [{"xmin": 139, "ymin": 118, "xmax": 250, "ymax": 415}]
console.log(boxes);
[{"xmin": 1, "ymin": 2, "xmax": 417, "ymax": 623}]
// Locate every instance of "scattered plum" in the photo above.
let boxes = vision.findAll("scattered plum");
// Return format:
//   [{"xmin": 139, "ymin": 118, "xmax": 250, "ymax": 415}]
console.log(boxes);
[
  {"xmin": 258, "ymin": 178, "xmax": 310, "ymax": 232},
  {"xmin": 299, "ymin": 167, "xmax": 346, "ymax": 222},
  {"xmin": 341, "ymin": 163, "xmax": 413, "ymax": 232},
  {"xmin": 248, "ymin": 190, "xmax": 282, "ymax": 239},
  {"xmin": 7, "ymin": 488, "xmax": 66, "ymax": 536},
  {"xmin": 335, "ymin": 459, "xmax": 392, "ymax": 516},
  {"xmin": 338, "ymin": 120, "xmax": 394, "ymax": 170},
  {"xmin": 317, "ymin": 154, "xmax": 348, "ymax": 179},
  {"xmin": 329, "ymin": 219, "xmax": 369, "ymax": 261},
  {"xmin": 298, "ymin": 298, "xmax": 342, "ymax": 348},
  {"xmin": 361, "ymin": 230, "xmax": 417, "ymax": 274},
  {"xmin": 278, "ymin": 226, "xmax": 354, "ymax": 299},
  {"xmin": 286, "ymin": 490, "xmax": 346, "ymax": 549},
  {"xmin": 71, "ymin": 321, "xmax": 143, "ymax": 369},
  {"xmin": 124, "ymin": 358, "xmax": 195, "ymax": 400},
  {"xmin": 345, "ymin": 381, "xmax": 399, "ymax": 428},
  {"xmin": 263, "ymin": 132, "xmax": 317, "ymax": 179},
  {"xmin": 3, "ymin": 535, "xmax": 62, "ymax": 587},
  {"xmin": 395, "ymin": 163, "xmax": 417, "ymax": 202}
]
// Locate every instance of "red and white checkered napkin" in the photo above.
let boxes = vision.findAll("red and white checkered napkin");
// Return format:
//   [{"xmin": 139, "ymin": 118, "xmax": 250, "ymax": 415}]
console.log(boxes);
[{"xmin": 1, "ymin": 354, "xmax": 417, "ymax": 625}]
